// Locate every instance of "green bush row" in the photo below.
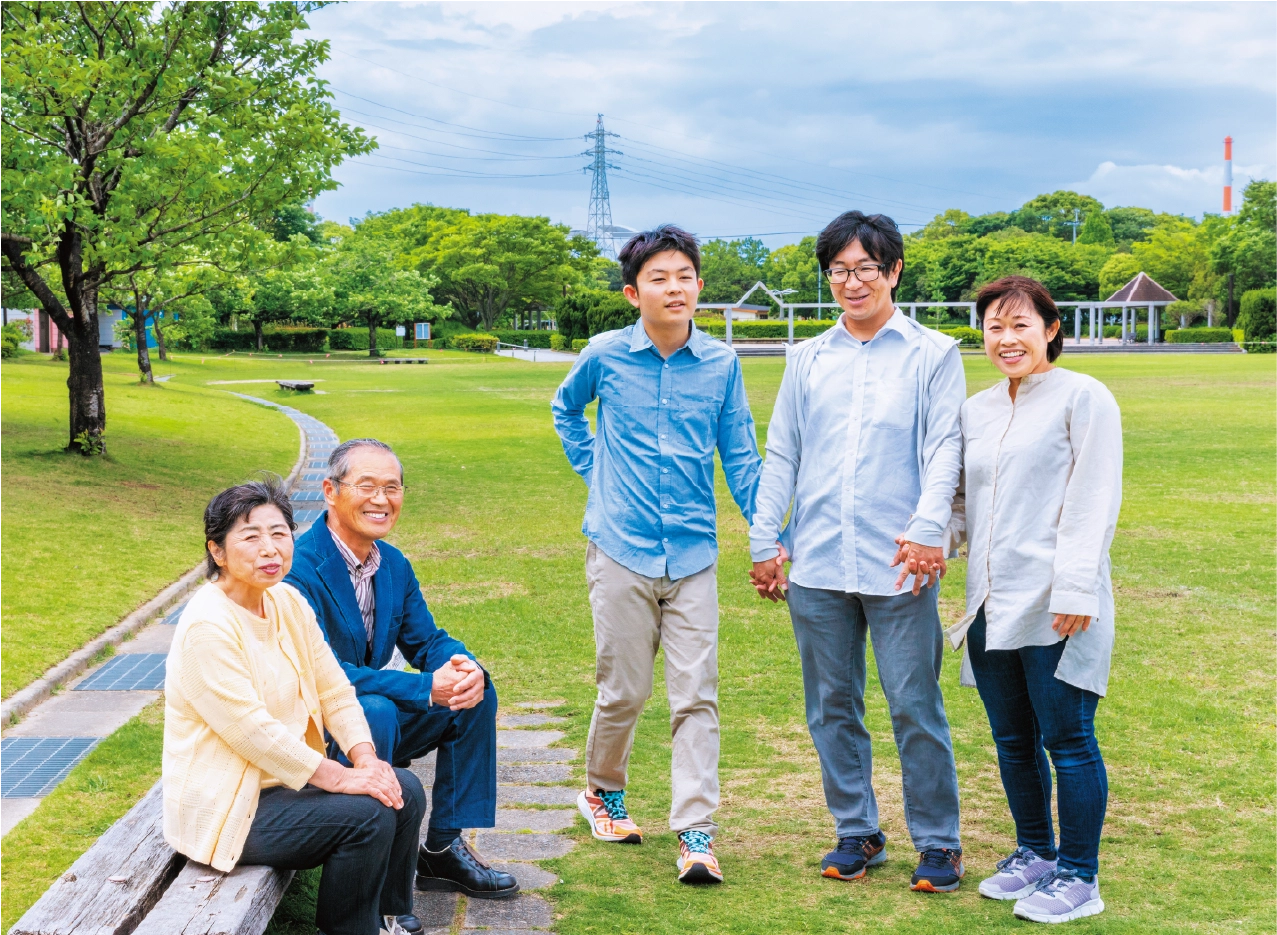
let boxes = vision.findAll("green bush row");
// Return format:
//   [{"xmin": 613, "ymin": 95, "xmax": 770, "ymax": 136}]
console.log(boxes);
[
  {"xmin": 488, "ymin": 330, "xmax": 554, "ymax": 349},
  {"xmin": 1237, "ymin": 287, "xmax": 1276, "ymax": 342},
  {"xmin": 328, "ymin": 328, "xmax": 404, "ymax": 351},
  {"xmin": 938, "ymin": 326, "xmax": 983, "ymax": 346},
  {"xmin": 203, "ymin": 327, "xmax": 402, "ymax": 352},
  {"xmin": 451, "ymin": 333, "xmax": 498, "ymax": 352},
  {"xmin": 693, "ymin": 318, "xmax": 836, "ymax": 339},
  {"xmin": 571, "ymin": 338, "xmax": 589, "ymax": 351},
  {"xmin": 1165, "ymin": 328, "xmax": 1237, "ymax": 344}
]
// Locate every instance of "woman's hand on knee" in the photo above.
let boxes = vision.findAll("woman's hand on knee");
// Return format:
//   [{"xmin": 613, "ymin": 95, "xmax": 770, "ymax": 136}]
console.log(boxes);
[{"xmin": 308, "ymin": 755, "xmax": 404, "ymax": 809}]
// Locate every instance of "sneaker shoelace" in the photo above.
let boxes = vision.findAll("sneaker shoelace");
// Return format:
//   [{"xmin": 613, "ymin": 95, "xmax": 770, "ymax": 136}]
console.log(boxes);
[
  {"xmin": 834, "ymin": 835, "xmax": 872, "ymax": 856},
  {"xmin": 995, "ymin": 845, "xmax": 1037, "ymax": 873},
  {"xmin": 1036, "ymin": 868, "xmax": 1081, "ymax": 894},
  {"xmin": 919, "ymin": 848, "xmax": 957, "ymax": 870},
  {"xmin": 680, "ymin": 830, "xmax": 713, "ymax": 855},
  {"xmin": 597, "ymin": 789, "xmax": 629, "ymax": 820}
]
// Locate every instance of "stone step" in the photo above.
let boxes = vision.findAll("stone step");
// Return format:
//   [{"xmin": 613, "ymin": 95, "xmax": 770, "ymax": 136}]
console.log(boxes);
[{"xmin": 474, "ymin": 832, "xmax": 573, "ymax": 861}]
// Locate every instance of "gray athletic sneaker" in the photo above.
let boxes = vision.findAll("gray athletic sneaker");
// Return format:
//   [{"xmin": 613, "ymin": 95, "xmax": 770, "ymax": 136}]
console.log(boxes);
[
  {"xmin": 1013, "ymin": 869, "xmax": 1104, "ymax": 924},
  {"xmin": 978, "ymin": 846, "xmax": 1058, "ymax": 900}
]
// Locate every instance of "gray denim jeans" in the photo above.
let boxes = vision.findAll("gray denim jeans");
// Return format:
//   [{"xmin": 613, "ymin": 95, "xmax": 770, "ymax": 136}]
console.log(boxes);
[{"xmin": 787, "ymin": 583, "xmax": 961, "ymax": 851}]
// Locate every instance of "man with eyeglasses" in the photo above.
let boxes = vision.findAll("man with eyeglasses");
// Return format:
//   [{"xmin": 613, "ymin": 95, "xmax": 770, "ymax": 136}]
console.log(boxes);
[
  {"xmin": 748, "ymin": 212, "xmax": 968, "ymax": 894},
  {"xmin": 287, "ymin": 438, "xmax": 518, "ymax": 925}
]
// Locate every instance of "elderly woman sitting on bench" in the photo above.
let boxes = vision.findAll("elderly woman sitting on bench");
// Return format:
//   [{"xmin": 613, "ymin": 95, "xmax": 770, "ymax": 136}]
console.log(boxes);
[{"xmin": 163, "ymin": 479, "xmax": 425, "ymax": 935}]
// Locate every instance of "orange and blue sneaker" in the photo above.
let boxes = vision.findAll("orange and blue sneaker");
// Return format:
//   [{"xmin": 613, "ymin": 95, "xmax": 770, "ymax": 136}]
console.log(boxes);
[
  {"xmin": 577, "ymin": 789, "xmax": 642, "ymax": 844},
  {"xmin": 911, "ymin": 848, "xmax": 965, "ymax": 892},
  {"xmin": 821, "ymin": 831, "xmax": 887, "ymax": 880},
  {"xmin": 677, "ymin": 831, "xmax": 723, "ymax": 884}
]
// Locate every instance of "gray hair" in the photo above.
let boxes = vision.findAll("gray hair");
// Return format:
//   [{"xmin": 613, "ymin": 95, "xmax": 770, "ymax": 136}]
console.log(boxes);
[{"xmin": 327, "ymin": 438, "xmax": 403, "ymax": 483}]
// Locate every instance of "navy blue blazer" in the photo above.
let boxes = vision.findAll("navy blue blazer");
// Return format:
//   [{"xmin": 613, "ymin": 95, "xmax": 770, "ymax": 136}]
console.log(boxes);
[{"xmin": 286, "ymin": 513, "xmax": 471, "ymax": 713}]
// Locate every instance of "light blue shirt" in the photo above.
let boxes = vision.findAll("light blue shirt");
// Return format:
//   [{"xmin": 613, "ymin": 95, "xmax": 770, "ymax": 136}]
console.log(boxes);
[
  {"xmin": 552, "ymin": 321, "xmax": 762, "ymax": 580},
  {"xmin": 749, "ymin": 310, "xmax": 965, "ymax": 595}
]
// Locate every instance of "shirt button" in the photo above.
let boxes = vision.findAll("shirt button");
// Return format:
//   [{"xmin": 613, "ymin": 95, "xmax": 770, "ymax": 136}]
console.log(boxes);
[
  {"xmin": 662, "ymin": 468, "xmax": 669, "ymax": 474},
  {"xmin": 663, "ymin": 537, "xmax": 669, "ymax": 543},
  {"xmin": 661, "ymin": 433, "xmax": 667, "ymax": 439},
  {"xmin": 662, "ymin": 399, "xmax": 668, "ymax": 404},
  {"xmin": 664, "ymin": 363, "xmax": 669, "ymax": 368}
]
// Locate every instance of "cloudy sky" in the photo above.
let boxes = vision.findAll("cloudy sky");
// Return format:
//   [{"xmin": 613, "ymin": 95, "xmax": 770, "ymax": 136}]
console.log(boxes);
[{"xmin": 306, "ymin": 1, "xmax": 1276, "ymax": 247}]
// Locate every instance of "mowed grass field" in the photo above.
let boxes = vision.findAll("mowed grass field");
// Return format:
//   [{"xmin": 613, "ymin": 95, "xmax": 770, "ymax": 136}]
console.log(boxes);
[{"xmin": 1, "ymin": 348, "xmax": 1272, "ymax": 933}]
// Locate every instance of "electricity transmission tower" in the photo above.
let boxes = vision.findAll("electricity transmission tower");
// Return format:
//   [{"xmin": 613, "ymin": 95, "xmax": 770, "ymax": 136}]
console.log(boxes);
[{"xmin": 582, "ymin": 114, "xmax": 621, "ymax": 259}]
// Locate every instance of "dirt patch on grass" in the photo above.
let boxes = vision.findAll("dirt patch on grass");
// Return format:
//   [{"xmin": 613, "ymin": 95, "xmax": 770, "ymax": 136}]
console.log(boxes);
[{"xmin": 419, "ymin": 581, "xmax": 528, "ymax": 606}]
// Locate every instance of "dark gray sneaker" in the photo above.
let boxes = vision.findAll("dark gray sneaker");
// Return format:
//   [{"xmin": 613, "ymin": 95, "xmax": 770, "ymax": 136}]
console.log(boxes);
[
  {"xmin": 979, "ymin": 846, "xmax": 1057, "ymax": 900},
  {"xmin": 910, "ymin": 848, "xmax": 965, "ymax": 892},
  {"xmin": 1013, "ymin": 869, "xmax": 1104, "ymax": 923}
]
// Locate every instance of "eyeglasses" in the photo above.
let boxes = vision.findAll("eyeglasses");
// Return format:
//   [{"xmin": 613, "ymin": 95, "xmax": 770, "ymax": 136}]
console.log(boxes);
[
  {"xmin": 824, "ymin": 264, "xmax": 885, "ymax": 284},
  {"xmin": 334, "ymin": 481, "xmax": 407, "ymax": 499}
]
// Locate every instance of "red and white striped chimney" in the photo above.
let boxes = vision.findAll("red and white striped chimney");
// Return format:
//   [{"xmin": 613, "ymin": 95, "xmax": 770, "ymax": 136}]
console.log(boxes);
[{"xmin": 1223, "ymin": 136, "xmax": 1233, "ymax": 214}]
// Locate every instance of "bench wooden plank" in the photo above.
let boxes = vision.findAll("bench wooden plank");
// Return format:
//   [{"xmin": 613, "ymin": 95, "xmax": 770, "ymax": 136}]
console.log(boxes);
[
  {"xmin": 11, "ymin": 781, "xmax": 185, "ymax": 935},
  {"xmin": 132, "ymin": 861, "xmax": 293, "ymax": 935},
  {"xmin": 276, "ymin": 380, "xmax": 314, "ymax": 391}
]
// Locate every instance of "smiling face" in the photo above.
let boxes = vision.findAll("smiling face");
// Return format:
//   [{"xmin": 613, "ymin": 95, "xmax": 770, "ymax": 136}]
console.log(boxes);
[
  {"xmin": 323, "ymin": 446, "xmax": 404, "ymax": 548},
  {"xmin": 983, "ymin": 296, "xmax": 1060, "ymax": 379},
  {"xmin": 623, "ymin": 249, "xmax": 703, "ymax": 332},
  {"xmin": 828, "ymin": 239, "xmax": 901, "ymax": 327},
  {"xmin": 208, "ymin": 504, "xmax": 293, "ymax": 590}
]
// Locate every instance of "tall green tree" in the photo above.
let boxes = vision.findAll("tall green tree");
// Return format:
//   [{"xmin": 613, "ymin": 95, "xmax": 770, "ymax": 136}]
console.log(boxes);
[
  {"xmin": 1211, "ymin": 180, "xmax": 1277, "ymax": 310},
  {"xmin": 0, "ymin": 1, "xmax": 371, "ymax": 453},
  {"xmin": 1010, "ymin": 191, "xmax": 1105, "ymax": 240},
  {"xmin": 700, "ymin": 237, "xmax": 770, "ymax": 305},
  {"xmin": 327, "ymin": 225, "xmax": 444, "ymax": 357},
  {"xmin": 763, "ymin": 237, "xmax": 819, "ymax": 305},
  {"xmin": 1078, "ymin": 212, "xmax": 1116, "ymax": 247}
]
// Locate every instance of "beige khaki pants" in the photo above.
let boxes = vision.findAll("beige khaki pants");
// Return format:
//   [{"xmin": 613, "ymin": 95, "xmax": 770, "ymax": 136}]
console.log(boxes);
[{"xmin": 584, "ymin": 541, "xmax": 720, "ymax": 836}]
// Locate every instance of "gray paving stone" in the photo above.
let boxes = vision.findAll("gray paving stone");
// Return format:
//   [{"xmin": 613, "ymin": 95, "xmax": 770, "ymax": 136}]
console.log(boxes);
[
  {"xmin": 497, "ymin": 746, "xmax": 575, "ymax": 764},
  {"xmin": 498, "ymin": 714, "xmax": 567, "ymax": 728},
  {"xmin": 514, "ymin": 700, "xmax": 565, "ymax": 709},
  {"xmin": 411, "ymin": 889, "xmax": 457, "ymax": 928},
  {"xmin": 496, "ymin": 785, "xmax": 578, "ymax": 806},
  {"xmin": 475, "ymin": 832, "xmax": 574, "ymax": 860},
  {"xmin": 116, "ymin": 626, "xmax": 175, "ymax": 654},
  {"xmin": 463, "ymin": 893, "xmax": 553, "ymax": 930},
  {"xmin": 489, "ymin": 861, "xmax": 558, "ymax": 891},
  {"xmin": 495, "ymin": 808, "xmax": 577, "ymax": 832},
  {"xmin": 1, "ymin": 797, "xmax": 42, "ymax": 837},
  {"xmin": 497, "ymin": 764, "xmax": 571, "ymax": 784},
  {"xmin": 4, "ymin": 689, "xmax": 159, "ymax": 738},
  {"xmin": 497, "ymin": 730, "xmax": 564, "ymax": 748}
]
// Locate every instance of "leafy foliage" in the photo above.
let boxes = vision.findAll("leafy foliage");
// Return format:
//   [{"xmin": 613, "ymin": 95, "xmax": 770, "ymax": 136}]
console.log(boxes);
[
  {"xmin": 1236, "ymin": 287, "xmax": 1276, "ymax": 342},
  {"xmin": 451, "ymin": 333, "xmax": 498, "ymax": 352}
]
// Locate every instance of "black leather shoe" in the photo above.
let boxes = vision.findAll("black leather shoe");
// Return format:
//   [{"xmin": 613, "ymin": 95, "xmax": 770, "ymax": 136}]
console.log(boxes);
[
  {"xmin": 416, "ymin": 838, "xmax": 520, "ymax": 899},
  {"xmin": 394, "ymin": 914, "xmax": 423, "ymax": 934}
]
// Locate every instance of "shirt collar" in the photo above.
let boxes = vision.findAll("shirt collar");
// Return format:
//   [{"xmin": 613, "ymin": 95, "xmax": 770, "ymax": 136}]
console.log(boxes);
[
  {"xmin": 628, "ymin": 320, "xmax": 707, "ymax": 359},
  {"xmin": 330, "ymin": 526, "xmax": 380, "ymax": 577},
  {"xmin": 832, "ymin": 307, "xmax": 912, "ymax": 346}
]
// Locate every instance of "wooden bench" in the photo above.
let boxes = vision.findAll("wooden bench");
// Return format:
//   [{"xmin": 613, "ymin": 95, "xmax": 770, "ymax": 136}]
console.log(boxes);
[
  {"xmin": 276, "ymin": 380, "xmax": 315, "ymax": 391},
  {"xmin": 12, "ymin": 781, "xmax": 292, "ymax": 935}
]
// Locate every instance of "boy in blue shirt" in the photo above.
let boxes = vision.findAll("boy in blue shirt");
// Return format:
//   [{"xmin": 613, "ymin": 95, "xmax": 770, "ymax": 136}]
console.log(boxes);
[{"xmin": 552, "ymin": 226, "xmax": 762, "ymax": 884}]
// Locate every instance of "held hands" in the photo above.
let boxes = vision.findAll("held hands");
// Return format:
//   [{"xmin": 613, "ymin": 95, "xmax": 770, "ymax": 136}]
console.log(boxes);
[
  {"xmin": 308, "ymin": 741, "xmax": 403, "ymax": 809},
  {"xmin": 432, "ymin": 654, "xmax": 485, "ymax": 711},
  {"xmin": 1052, "ymin": 613, "xmax": 1091, "ymax": 637},
  {"xmin": 890, "ymin": 537, "xmax": 947, "ymax": 595},
  {"xmin": 750, "ymin": 544, "xmax": 790, "ymax": 602}
]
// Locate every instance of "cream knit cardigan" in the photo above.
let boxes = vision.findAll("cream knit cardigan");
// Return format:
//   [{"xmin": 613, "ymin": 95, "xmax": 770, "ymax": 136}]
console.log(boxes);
[{"xmin": 163, "ymin": 581, "xmax": 373, "ymax": 871}]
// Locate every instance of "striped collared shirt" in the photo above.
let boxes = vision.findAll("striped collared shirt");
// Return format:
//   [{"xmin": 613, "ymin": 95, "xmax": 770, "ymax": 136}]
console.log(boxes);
[{"xmin": 330, "ymin": 530, "xmax": 381, "ymax": 645}]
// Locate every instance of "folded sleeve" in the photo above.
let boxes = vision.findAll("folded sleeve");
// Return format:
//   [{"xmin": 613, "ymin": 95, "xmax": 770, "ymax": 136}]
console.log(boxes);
[
  {"xmin": 175, "ymin": 620, "xmax": 325, "ymax": 791},
  {"xmin": 1049, "ymin": 382, "xmax": 1123, "ymax": 618}
]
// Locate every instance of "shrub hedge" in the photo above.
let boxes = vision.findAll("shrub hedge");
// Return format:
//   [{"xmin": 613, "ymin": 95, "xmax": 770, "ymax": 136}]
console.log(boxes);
[
  {"xmin": 489, "ymin": 330, "xmax": 554, "ymax": 348},
  {"xmin": 550, "ymin": 333, "xmax": 566, "ymax": 350},
  {"xmin": 1237, "ymin": 288, "xmax": 1276, "ymax": 340},
  {"xmin": 328, "ymin": 328, "xmax": 403, "ymax": 351},
  {"xmin": 571, "ymin": 338, "xmax": 589, "ymax": 351},
  {"xmin": 1165, "ymin": 327, "xmax": 1236, "ymax": 344},
  {"xmin": 208, "ymin": 327, "xmax": 330, "ymax": 352},
  {"xmin": 451, "ymin": 333, "xmax": 498, "ymax": 352},
  {"xmin": 694, "ymin": 319, "xmax": 836, "ymax": 339},
  {"xmin": 938, "ymin": 326, "xmax": 983, "ymax": 346}
]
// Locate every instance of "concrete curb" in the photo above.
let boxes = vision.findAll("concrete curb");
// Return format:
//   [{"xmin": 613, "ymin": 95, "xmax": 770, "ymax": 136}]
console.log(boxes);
[{"xmin": 1, "ymin": 400, "xmax": 308, "ymax": 726}]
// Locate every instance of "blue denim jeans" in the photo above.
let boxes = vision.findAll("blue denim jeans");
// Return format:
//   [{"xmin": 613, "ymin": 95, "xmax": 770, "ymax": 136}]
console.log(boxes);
[
  {"xmin": 966, "ymin": 607, "xmax": 1108, "ymax": 877},
  {"xmin": 787, "ymin": 583, "xmax": 962, "ymax": 851}
]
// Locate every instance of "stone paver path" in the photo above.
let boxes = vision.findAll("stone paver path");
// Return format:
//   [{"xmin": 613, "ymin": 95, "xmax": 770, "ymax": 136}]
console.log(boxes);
[{"xmin": 408, "ymin": 702, "xmax": 575, "ymax": 934}]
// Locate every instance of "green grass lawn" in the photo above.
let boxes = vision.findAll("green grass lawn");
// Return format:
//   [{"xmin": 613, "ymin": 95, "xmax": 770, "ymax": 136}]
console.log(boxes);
[{"xmin": 2, "ymin": 350, "xmax": 1272, "ymax": 933}]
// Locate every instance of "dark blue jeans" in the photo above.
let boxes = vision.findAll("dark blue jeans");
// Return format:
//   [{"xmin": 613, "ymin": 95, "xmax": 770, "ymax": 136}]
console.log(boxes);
[
  {"xmin": 334, "ymin": 682, "xmax": 498, "ymax": 834},
  {"xmin": 966, "ymin": 607, "xmax": 1108, "ymax": 877}
]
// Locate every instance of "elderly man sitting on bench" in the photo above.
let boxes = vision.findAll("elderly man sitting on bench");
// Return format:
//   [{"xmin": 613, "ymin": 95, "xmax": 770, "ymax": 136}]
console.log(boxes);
[{"xmin": 287, "ymin": 438, "xmax": 518, "ymax": 922}]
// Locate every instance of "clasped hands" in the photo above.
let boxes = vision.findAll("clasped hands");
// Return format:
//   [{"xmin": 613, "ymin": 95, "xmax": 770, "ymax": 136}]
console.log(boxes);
[
  {"xmin": 748, "ymin": 537, "xmax": 949, "ymax": 602},
  {"xmin": 431, "ymin": 653, "xmax": 484, "ymax": 711}
]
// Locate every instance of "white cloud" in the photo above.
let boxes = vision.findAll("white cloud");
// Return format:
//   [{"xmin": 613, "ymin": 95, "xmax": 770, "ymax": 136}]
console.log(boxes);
[{"xmin": 1072, "ymin": 160, "xmax": 1272, "ymax": 216}]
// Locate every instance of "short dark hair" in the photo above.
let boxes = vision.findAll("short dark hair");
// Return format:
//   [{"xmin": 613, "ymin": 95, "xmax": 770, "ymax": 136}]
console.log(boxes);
[
  {"xmin": 815, "ymin": 212, "xmax": 905, "ymax": 300},
  {"xmin": 203, "ymin": 477, "xmax": 295, "ymax": 578},
  {"xmin": 328, "ymin": 438, "xmax": 403, "ymax": 484},
  {"xmin": 618, "ymin": 225, "xmax": 700, "ymax": 289},
  {"xmin": 976, "ymin": 276, "xmax": 1065, "ymax": 363}
]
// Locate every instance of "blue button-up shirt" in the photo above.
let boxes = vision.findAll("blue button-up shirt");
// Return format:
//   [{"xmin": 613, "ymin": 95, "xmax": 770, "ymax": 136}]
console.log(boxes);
[{"xmin": 552, "ymin": 321, "xmax": 762, "ymax": 580}]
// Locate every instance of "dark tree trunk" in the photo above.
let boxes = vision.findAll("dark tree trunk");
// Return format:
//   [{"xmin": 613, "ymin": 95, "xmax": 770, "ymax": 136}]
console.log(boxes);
[
  {"xmin": 367, "ymin": 311, "xmax": 380, "ymax": 357},
  {"xmin": 254, "ymin": 318, "xmax": 264, "ymax": 350},
  {"xmin": 66, "ymin": 301, "xmax": 108, "ymax": 454},
  {"xmin": 153, "ymin": 313, "xmax": 169, "ymax": 362},
  {"xmin": 133, "ymin": 312, "xmax": 154, "ymax": 382}
]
